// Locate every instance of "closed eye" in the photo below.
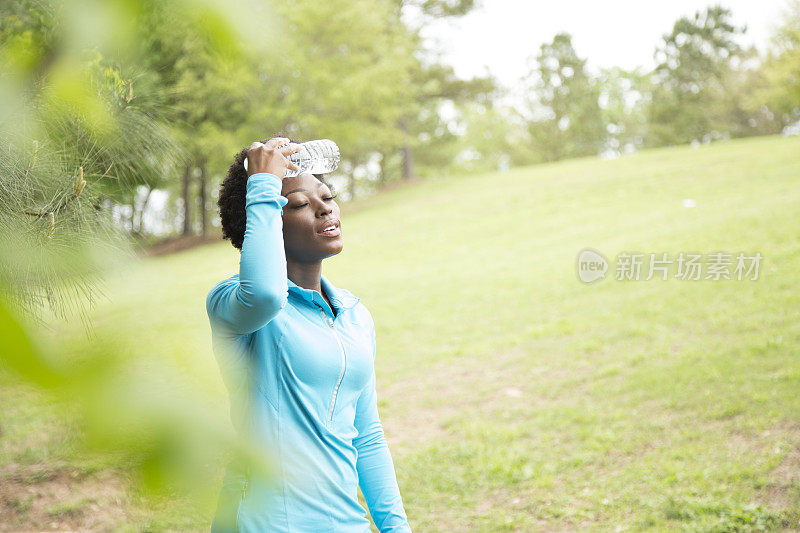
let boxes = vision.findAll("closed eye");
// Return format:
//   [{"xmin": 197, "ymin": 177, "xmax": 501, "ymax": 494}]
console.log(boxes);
[{"xmin": 290, "ymin": 193, "xmax": 337, "ymax": 209}]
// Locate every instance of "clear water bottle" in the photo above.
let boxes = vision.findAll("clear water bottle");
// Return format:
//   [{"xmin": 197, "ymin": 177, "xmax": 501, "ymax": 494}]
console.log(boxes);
[{"xmin": 244, "ymin": 139, "xmax": 340, "ymax": 177}]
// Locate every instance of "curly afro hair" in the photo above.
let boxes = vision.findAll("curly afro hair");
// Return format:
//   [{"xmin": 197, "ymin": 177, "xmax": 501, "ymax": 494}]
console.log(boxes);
[{"xmin": 218, "ymin": 138, "xmax": 336, "ymax": 250}]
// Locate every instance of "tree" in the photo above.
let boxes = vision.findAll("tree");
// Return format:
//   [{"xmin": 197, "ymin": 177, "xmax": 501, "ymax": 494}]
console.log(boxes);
[
  {"xmin": 757, "ymin": 0, "xmax": 800, "ymax": 129},
  {"xmin": 266, "ymin": 0, "xmax": 417, "ymax": 198},
  {"xmin": 447, "ymin": 99, "xmax": 537, "ymax": 174},
  {"xmin": 385, "ymin": 0, "xmax": 494, "ymax": 182},
  {"xmin": 647, "ymin": 5, "xmax": 747, "ymax": 146},
  {"xmin": 0, "ymin": 0, "xmax": 185, "ymax": 324},
  {"xmin": 524, "ymin": 32, "xmax": 605, "ymax": 162},
  {"xmin": 133, "ymin": 1, "xmax": 260, "ymax": 236},
  {"xmin": 596, "ymin": 67, "xmax": 652, "ymax": 156},
  {"xmin": 398, "ymin": 62, "xmax": 497, "ymax": 178}
]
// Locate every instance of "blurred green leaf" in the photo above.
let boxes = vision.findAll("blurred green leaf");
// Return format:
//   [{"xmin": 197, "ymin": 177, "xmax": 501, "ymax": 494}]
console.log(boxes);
[{"xmin": 0, "ymin": 295, "xmax": 64, "ymax": 388}]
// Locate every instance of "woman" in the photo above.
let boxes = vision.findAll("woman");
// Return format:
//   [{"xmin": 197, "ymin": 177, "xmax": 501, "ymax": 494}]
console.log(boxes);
[{"xmin": 206, "ymin": 137, "xmax": 412, "ymax": 532}]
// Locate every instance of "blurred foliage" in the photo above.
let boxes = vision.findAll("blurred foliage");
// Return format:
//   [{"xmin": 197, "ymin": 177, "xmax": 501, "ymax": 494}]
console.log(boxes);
[
  {"xmin": 0, "ymin": 290, "xmax": 277, "ymax": 503},
  {"xmin": 402, "ymin": 0, "xmax": 476, "ymax": 18},
  {"xmin": 0, "ymin": 0, "xmax": 193, "ymax": 323},
  {"xmin": 645, "ymin": 5, "xmax": 788, "ymax": 146},
  {"xmin": 596, "ymin": 66, "xmax": 652, "ymax": 156},
  {"xmin": 270, "ymin": 0, "xmax": 416, "ymax": 175},
  {"xmin": 511, "ymin": 4, "xmax": 798, "ymax": 162},
  {"xmin": 0, "ymin": 0, "xmax": 277, "ymax": 509},
  {"xmin": 647, "ymin": 5, "xmax": 745, "ymax": 145},
  {"xmin": 758, "ymin": 0, "xmax": 800, "ymax": 126},
  {"xmin": 524, "ymin": 32, "xmax": 606, "ymax": 162}
]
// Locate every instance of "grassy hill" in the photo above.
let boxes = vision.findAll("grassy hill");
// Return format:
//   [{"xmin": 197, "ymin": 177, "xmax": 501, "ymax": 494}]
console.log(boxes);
[{"xmin": 2, "ymin": 134, "xmax": 799, "ymax": 531}]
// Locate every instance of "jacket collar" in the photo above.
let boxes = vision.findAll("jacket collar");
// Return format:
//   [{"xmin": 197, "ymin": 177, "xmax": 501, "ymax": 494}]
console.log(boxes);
[{"xmin": 287, "ymin": 275, "xmax": 360, "ymax": 314}]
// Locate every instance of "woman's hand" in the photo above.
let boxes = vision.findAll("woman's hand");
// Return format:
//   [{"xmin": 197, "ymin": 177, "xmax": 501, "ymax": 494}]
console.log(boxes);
[{"xmin": 246, "ymin": 137, "xmax": 302, "ymax": 179}]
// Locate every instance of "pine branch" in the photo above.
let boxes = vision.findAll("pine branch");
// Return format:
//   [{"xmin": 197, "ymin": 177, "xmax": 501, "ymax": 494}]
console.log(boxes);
[{"xmin": 21, "ymin": 164, "xmax": 108, "ymax": 222}]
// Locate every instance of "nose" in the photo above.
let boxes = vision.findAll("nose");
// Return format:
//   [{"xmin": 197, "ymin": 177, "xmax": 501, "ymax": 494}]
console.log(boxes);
[{"xmin": 316, "ymin": 198, "xmax": 333, "ymax": 217}]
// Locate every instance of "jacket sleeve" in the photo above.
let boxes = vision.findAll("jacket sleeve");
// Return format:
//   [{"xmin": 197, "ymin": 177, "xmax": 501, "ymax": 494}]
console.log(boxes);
[
  {"xmin": 353, "ymin": 317, "xmax": 412, "ymax": 532},
  {"xmin": 206, "ymin": 173, "xmax": 289, "ymax": 336}
]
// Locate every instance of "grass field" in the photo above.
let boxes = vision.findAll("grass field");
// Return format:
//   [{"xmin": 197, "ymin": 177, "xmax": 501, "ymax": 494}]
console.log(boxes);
[{"xmin": 2, "ymin": 134, "xmax": 799, "ymax": 531}]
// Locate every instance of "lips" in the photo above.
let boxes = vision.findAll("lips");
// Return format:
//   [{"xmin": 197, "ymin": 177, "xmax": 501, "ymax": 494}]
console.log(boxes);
[{"xmin": 316, "ymin": 219, "xmax": 341, "ymax": 237}]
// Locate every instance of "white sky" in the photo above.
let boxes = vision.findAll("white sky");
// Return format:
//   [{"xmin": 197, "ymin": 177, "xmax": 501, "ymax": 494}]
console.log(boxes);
[{"xmin": 419, "ymin": 0, "xmax": 791, "ymax": 86}]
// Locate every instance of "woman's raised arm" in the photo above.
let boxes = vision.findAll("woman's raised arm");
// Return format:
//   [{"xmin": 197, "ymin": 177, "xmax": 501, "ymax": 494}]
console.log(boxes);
[{"xmin": 206, "ymin": 140, "xmax": 301, "ymax": 335}]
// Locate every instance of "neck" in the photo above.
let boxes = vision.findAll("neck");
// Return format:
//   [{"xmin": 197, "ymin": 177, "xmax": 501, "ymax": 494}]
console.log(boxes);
[{"xmin": 287, "ymin": 258, "xmax": 323, "ymax": 294}]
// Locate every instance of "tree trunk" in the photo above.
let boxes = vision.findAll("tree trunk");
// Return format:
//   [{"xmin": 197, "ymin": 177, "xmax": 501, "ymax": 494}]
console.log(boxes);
[
  {"xmin": 128, "ymin": 190, "xmax": 136, "ymax": 234},
  {"xmin": 400, "ymin": 119, "xmax": 415, "ymax": 181},
  {"xmin": 199, "ymin": 164, "xmax": 208, "ymax": 238},
  {"xmin": 348, "ymin": 159, "xmax": 356, "ymax": 200},
  {"xmin": 133, "ymin": 186, "xmax": 152, "ymax": 235},
  {"xmin": 377, "ymin": 151, "xmax": 388, "ymax": 189},
  {"xmin": 182, "ymin": 164, "xmax": 192, "ymax": 236}
]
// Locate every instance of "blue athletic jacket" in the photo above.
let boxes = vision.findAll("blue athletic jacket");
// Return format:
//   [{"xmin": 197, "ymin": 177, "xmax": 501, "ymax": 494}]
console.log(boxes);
[{"xmin": 205, "ymin": 172, "xmax": 411, "ymax": 532}]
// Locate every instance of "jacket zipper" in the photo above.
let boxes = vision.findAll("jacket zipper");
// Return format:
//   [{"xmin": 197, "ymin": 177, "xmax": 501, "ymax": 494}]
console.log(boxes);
[
  {"xmin": 316, "ymin": 305, "xmax": 346, "ymax": 424},
  {"xmin": 236, "ymin": 470, "xmax": 248, "ymax": 529}
]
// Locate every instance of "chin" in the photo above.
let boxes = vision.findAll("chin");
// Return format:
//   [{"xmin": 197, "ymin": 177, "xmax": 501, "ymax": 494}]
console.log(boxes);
[{"xmin": 319, "ymin": 243, "xmax": 343, "ymax": 260}]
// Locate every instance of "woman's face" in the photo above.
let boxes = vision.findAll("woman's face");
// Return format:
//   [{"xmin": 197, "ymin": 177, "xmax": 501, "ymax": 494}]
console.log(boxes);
[{"xmin": 280, "ymin": 172, "xmax": 343, "ymax": 263}]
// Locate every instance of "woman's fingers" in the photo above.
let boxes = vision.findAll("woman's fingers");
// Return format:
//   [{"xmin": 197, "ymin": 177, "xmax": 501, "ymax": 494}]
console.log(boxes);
[
  {"xmin": 247, "ymin": 138, "xmax": 302, "ymax": 175},
  {"xmin": 265, "ymin": 137, "xmax": 291, "ymax": 149},
  {"xmin": 279, "ymin": 143, "xmax": 302, "ymax": 172},
  {"xmin": 280, "ymin": 143, "xmax": 302, "ymax": 156}
]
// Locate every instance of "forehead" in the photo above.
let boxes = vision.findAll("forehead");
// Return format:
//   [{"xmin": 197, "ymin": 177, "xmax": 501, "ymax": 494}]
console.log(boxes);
[{"xmin": 281, "ymin": 172, "xmax": 328, "ymax": 196}]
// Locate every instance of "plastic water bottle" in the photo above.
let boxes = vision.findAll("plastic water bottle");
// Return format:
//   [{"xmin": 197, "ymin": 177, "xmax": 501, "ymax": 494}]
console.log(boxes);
[{"xmin": 244, "ymin": 139, "xmax": 340, "ymax": 177}]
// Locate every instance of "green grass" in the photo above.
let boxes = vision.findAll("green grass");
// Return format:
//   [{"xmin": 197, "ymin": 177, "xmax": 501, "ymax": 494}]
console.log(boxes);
[{"xmin": 3, "ymin": 134, "xmax": 800, "ymax": 531}]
